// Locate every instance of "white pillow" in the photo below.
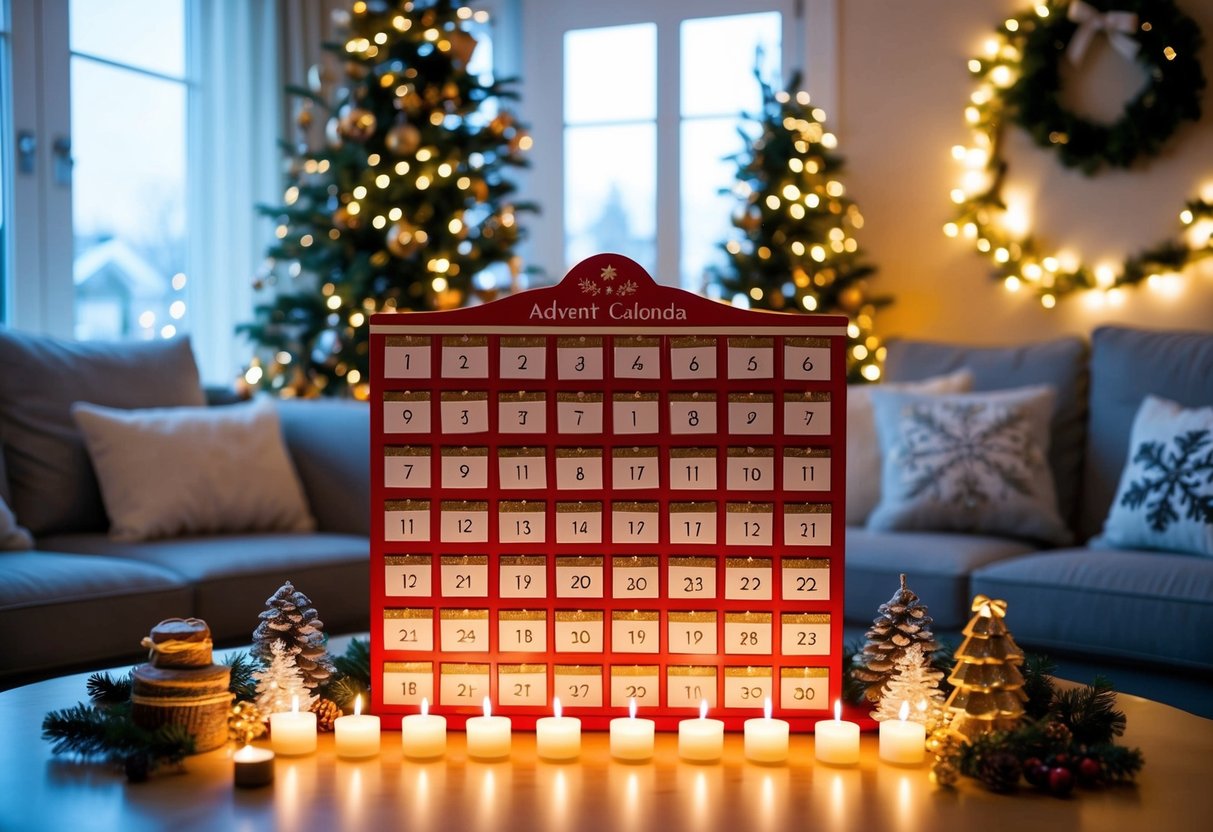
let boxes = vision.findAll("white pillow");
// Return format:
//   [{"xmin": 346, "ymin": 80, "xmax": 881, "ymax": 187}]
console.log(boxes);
[
  {"xmin": 71, "ymin": 400, "xmax": 316, "ymax": 542},
  {"xmin": 846, "ymin": 370, "xmax": 972, "ymax": 526},
  {"xmin": 866, "ymin": 385, "xmax": 1070, "ymax": 545},
  {"xmin": 1100, "ymin": 396, "xmax": 1213, "ymax": 556}
]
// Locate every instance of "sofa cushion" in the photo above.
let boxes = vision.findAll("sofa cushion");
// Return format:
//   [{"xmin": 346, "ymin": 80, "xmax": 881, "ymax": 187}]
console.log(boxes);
[
  {"xmin": 72, "ymin": 400, "xmax": 315, "ymax": 541},
  {"xmin": 0, "ymin": 331, "xmax": 205, "ymax": 535},
  {"xmin": 867, "ymin": 385, "xmax": 1069, "ymax": 545},
  {"xmin": 882, "ymin": 335, "xmax": 1088, "ymax": 529},
  {"xmin": 1080, "ymin": 326, "xmax": 1213, "ymax": 540},
  {"xmin": 845, "ymin": 527, "xmax": 1038, "ymax": 629},
  {"xmin": 37, "ymin": 532, "xmax": 369, "ymax": 641},
  {"xmin": 0, "ymin": 551, "xmax": 192, "ymax": 679},
  {"xmin": 275, "ymin": 400, "xmax": 370, "ymax": 536},
  {"xmin": 972, "ymin": 548, "xmax": 1213, "ymax": 672}
]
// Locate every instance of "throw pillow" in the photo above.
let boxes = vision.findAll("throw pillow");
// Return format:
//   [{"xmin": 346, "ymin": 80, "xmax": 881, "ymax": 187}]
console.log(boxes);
[
  {"xmin": 0, "ymin": 493, "xmax": 34, "ymax": 550},
  {"xmin": 1099, "ymin": 396, "xmax": 1213, "ymax": 557},
  {"xmin": 71, "ymin": 400, "xmax": 316, "ymax": 542},
  {"xmin": 867, "ymin": 385, "xmax": 1071, "ymax": 545},
  {"xmin": 845, "ymin": 369, "xmax": 973, "ymax": 526},
  {"xmin": 0, "ymin": 331, "xmax": 206, "ymax": 535}
]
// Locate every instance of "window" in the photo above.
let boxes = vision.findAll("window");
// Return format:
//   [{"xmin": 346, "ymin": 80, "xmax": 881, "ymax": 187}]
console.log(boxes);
[{"xmin": 522, "ymin": 0, "xmax": 799, "ymax": 290}]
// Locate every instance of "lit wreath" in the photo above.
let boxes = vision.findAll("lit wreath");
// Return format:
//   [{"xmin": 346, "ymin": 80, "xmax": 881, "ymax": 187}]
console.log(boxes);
[{"xmin": 946, "ymin": 0, "xmax": 1212, "ymax": 307}]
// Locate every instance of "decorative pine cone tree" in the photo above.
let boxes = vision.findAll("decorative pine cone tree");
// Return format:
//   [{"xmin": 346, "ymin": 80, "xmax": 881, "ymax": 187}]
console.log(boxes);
[
  {"xmin": 943, "ymin": 595, "xmax": 1027, "ymax": 739},
  {"xmin": 252, "ymin": 581, "xmax": 336, "ymax": 691},
  {"xmin": 253, "ymin": 639, "xmax": 314, "ymax": 716},
  {"xmin": 851, "ymin": 573, "xmax": 938, "ymax": 702},
  {"xmin": 872, "ymin": 642, "xmax": 945, "ymax": 726}
]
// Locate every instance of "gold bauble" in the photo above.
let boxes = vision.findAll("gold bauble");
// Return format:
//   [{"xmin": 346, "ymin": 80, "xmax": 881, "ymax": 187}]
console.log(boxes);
[
  {"xmin": 385, "ymin": 123, "xmax": 422, "ymax": 156},
  {"xmin": 839, "ymin": 285, "xmax": 865, "ymax": 312},
  {"xmin": 386, "ymin": 221, "xmax": 418, "ymax": 257},
  {"xmin": 339, "ymin": 106, "xmax": 377, "ymax": 142}
]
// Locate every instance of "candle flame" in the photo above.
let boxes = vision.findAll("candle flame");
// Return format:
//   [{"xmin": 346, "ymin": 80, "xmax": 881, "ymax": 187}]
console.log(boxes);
[
  {"xmin": 834, "ymin": 699, "xmax": 842, "ymax": 721},
  {"xmin": 553, "ymin": 697, "xmax": 562, "ymax": 719},
  {"xmin": 699, "ymin": 699, "xmax": 708, "ymax": 720},
  {"xmin": 354, "ymin": 695, "xmax": 363, "ymax": 717},
  {"xmin": 764, "ymin": 697, "xmax": 773, "ymax": 720},
  {"xmin": 421, "ymin": 697, "xmax": 429, "ymax": 717},
  {"xmin": 898, "ymin": 701, "xmax": 910, "ymax": 722},
  {"xmin": 291, "ymin": 694, "xmax": 299, "ymax": 714},
  {"xmin": 629, "ymin": 697, "xmax": 637, "ymax": 720},
  {"xmin": 482, "ymin": 696, "xmax": 492, "ymax": 718}
]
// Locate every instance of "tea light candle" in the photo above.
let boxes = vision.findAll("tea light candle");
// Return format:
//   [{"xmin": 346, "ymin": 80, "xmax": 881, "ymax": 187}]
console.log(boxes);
[
  {"xmin": 743, "ymin": 698, "xmax": 789, "ymax": 764},
  {"xmin": 609, "ymin": 698, "xmax": 655, "ymax": 762},
  {"xmin": 466, "ymin": 697, "xmax": 511, "ymax": 760},
  {"xmin": 232, "ymin": 744, "xmax": 274, "ymax": 788},
  {"xmin": 678, "ymin": 700, "xmax": 724, "ymax": 763},
  {"xmin": 814, "ymin": 700, "xmax": 860, "ymax": 766},
  {"xmin": 269, "ymin": 696, "xmax": 317, "ymax": 756},
  {"xmin": 401, "ymin": 697, "xmax": 447, "ymax": 759},
  {"xmin": 879, "ymin": 701, "xmax": 926, "ymax": 765},
  {"xmin": 535, "ymin": 697, "xmax": 581, "ymax": 761},
  {"xmin": 335, "ymin": 695, "xmax": 381, "ymax": 759}
]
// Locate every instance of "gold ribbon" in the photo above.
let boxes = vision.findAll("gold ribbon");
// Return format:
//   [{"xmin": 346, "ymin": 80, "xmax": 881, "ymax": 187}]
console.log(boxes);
[{"xmin": 971, "ymin": 595, "xmax": 1008, "ymax": 618}]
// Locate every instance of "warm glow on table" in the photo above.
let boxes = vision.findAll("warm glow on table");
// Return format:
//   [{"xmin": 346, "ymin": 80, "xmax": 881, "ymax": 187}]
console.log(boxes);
[
  {"xmin": 334, "ymin": 695, "xmax": 381, "ymax": 759},
  {"xmin": 400, "ymin": 697, "xmax": 447, "ymax": 760},
  {"xmin": 535, "ymin": 698, "xmax": 581, "ymax": 761},
  {"xmin": 743, "ymin": 698, "xmax": 789, "ymax": 764},
  {"xmin": 678, "ymin": 701, "xmax": 724, "ymax": 763},
  {"xmin": 609, "ymin": 699, "xmax": 655, "ymax": 762},
  {"xmin": 465, "ymin": 698, "xmax": 512, "ymax": 760},
  {"xmin": 269, "ymin": 695, "xmax": 317, "ymax": 756},
  {"xmin": 814, "ymin": 700, "xmax": 860, "ymax": 766},
  {"xmin": 878, "ymin": 701, "xmax": 926, "ymax": 765}
]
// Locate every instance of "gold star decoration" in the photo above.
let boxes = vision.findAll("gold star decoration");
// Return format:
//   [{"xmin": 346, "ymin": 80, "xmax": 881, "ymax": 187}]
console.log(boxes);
[{"xmin": 600, "ymin": 264, "xmax": 617, "ymax": 282}]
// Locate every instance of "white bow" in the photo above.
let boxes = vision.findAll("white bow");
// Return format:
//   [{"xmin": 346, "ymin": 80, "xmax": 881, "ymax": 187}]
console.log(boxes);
[{"xmin": 1066, "ymin": 0, "xmax": 1140, "ymax": 66}]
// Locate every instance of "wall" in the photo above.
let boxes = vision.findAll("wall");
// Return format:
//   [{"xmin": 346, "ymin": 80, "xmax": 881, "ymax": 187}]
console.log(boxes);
[{"xmin": 834, "ymin": 0, "xmax": 1213, "ymax": 346}]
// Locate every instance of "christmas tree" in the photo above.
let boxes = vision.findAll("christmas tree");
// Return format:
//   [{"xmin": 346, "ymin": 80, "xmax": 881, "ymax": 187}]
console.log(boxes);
[
  {"xmin": 709, "ymin": 71, "xmax": 888, "ymax": 383},
  {"xmin": 241, "ymin": 0, "xmax": 535, "ymax": 397},
  {"xmin": 944, "ymin": 595, "xmax": 1027, "ymax": 739},
  {"xmin": 851, "ymin": 574, "xmax": 939, "ymax": 702},
  {"xmin": 872, "ymin": 642, "xmax": 945, "ymax": 726},
  {"xmin": 252, "ymin": 582, "xmax": 336, "ymax": 691},
  {"xmin": 253, "ymin": 639, "xmax": 314, "ymax": 716}
]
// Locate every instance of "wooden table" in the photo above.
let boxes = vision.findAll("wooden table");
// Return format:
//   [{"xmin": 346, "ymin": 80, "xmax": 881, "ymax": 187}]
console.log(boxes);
[{"xmin": 2, "ymin": 655, "xmax": 1210, "ymax": 831}]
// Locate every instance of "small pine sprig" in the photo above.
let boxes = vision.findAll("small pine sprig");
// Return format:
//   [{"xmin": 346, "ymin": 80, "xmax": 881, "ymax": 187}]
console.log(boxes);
[
  {"xmin": 332, "ymin": 637, "xmax": 371, "ymax": 689},
  {"xmin": 324, "ymin": 675, "xmax": 369, "ymax": 712},
  {"xmin": 86, "ymin": 671, "xmax": 133, "ymax": 706},
  {"xmin": 1051, "ymin": 677, "xmax": 1126, "ymax": 745},
  {"xmin": 41, "ymin": 703, "xmax": 194, "ymax": 781},
  {"xmin": 1087, "ymin": 743, "xmax": 1145, "ymax": 784},
  {"xmin": 225, "ymin": 652, "xmax": 259, "ymax": 702},
  {"xmin": 843, "ymin": 639, "xmax": 868, "ymax": 704},
  {"xmin": 1021, "ymin": 653, "xmax": 1057, "ymax": 719}
]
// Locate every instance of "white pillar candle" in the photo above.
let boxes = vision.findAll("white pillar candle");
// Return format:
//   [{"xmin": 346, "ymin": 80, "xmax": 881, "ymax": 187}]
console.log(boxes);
[
  {"xmin": 609, "ymin": 698, "xmax": 655, "ymax": 762},
  {"xmin": 814, "ymin": 700, "xmax": 860, "ymax": 766},
  {"xmin": 334, "ymin": 695, "xmax": 381, "ymax": 759},
  {"xmin": 401, "ymin": 697, "xmax": 447, "ymax": 760},
  {"xmin": 678, "ymin": 700, "xmax": 724, "ymax": 763},
  {"xmin": 232, "ymin": 744, "xmax": 274, "ymax": 788},
  {"xmin": 878, "ymin": 701, "xmax": 926, "ymax": 765},
  {"xmin": 269, "ymin": 696, "xmax": 317, "ymax": 756},
  {"xmin": 466, "ymin": 697, "xmax": 512, "ymax": 760},
  {"xmin": 743, "ymin": 698, "xmax": 789, "ymax": 764},
  {"xmin": 535, "ymin": 697, "xmax": 581, "ymax": 761}
]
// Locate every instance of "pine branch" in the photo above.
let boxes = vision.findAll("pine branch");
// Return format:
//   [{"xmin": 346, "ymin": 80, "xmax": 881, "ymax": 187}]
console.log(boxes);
[
  {"xmin": 324, "ymin": 676, "xmax": 369, "ymax": 711},
  {"xmin": 42, "ymin": 703, "xmax": 121, "ymax": 758},
  {"xmin": 331, "ymin": 637, "xmax": 371, "ymax": 688},
  {"xmin": 87, "ymin": 671, "xmax": 132, "ymax": 706},
  {"xmin": 1089, "ymin": 742, "xmax": 1145, "ymax": 783},
  {"xmin": 225, "ymin": 652, "xmax": 260, "ymax": 702},
  {"xmin": 1051, "ymin": 677, "xmax": 1126, "ymax": 745},
  {"xmin": 1021, "ymin": 653, "xmax": 1057, "ymax": 719}
]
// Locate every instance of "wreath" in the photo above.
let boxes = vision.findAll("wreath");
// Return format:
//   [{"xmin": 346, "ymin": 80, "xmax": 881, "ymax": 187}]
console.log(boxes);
[{"xmin": 947, "ymin": 0, "xmax": 1213, "ymax": 305}]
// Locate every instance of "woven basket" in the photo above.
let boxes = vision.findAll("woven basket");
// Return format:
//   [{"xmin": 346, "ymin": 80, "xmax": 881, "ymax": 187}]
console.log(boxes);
[
  {"xmin": 131, "ymin": 663, "xmax": 233, "ymax": 753},
  {"xmin": 142, "ymin": 617, "xmax": 214, "ymax": 669}
]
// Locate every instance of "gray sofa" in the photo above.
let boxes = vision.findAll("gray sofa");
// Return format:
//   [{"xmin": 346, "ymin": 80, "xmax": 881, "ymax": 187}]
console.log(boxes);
[
  {"xmin": 0, "ymin": 331, "xmax": 370, "ymax": 686},
  {"xmin": 846, "ymin": 325, "xmax": 1213, "ymax": 681}
]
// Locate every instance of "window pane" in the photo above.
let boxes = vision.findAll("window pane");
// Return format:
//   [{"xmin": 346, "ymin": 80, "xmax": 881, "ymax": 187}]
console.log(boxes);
[
  {"xmin": 565, "ymin": 124, "xmax": 656, "ymax": 273},
  {"xmin": 70, "ymin": 0, "xmax": 185, "ymax": 78},
  {"xmin": 681, "ymin": 12, "xmax": 780, "ymax": 118},
  {"xmin": 71, "ymin": 57, "xmax": 187, "ymax": 341},
  {"xmin": 565, "ymin": 23, "xmax": 656, "ymax": 124},
  {"xmin": 680, "ymin": 117, "xmax": 759, "ymax": 291}
]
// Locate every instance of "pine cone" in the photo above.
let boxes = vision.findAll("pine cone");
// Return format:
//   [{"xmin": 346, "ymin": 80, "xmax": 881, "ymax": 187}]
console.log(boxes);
[
  {"xmin": 976, "ymin": 751, "xmax": 1023, "ymax": 793},
  {"xmin": 311, "ymin": 697, "xmax": 342, "ymax": 732},
  {"xmin": 1044, "ymin": 721, "xmax": 1073, "ymax": 750}
]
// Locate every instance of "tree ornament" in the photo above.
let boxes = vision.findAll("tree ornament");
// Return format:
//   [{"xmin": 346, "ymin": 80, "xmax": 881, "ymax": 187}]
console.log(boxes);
[
  {"xmin": 310, "ymin": 698, "xmax": 342, "ymax": 733},
  {"xmin": 251, "ymin": 581, "xmax": 335, "ymax": 691},
  {"xmin": 338, "ymin": 105, "xmax": 377, "ymax": 142},
  {"xmin": 385, "ymin": 122, "xmax": 422, "ymax": 156},
  {"xmin": 851, "ymin": 573, "xmax": 939, "ymax": 702},
  {"xmin": 943, "ymin": 595, "xmax": 1028, "ymax": 738},
  {"xmin": 872, "ymin": 642, "xmax": 946, "ymax": 726},
  {"xmin": 253, "ymin": 640, "xmax": 314, "ymax": 716},
  {"xmin": 228, "ymin": 701, "xmax": 268, "ymax": 746},
  {"xmin": 946, "ymin": 0, "xmax": 1211, "ymax": 307},
  {"xmin": 931, "ymin": 757, "xmax": 960, "ymax": 788}
]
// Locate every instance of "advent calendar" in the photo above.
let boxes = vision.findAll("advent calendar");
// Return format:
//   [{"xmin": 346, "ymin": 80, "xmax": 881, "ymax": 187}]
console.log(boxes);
[{"xmin": 369, "ymin": 254, "xmax": 848, "ymax": 731}]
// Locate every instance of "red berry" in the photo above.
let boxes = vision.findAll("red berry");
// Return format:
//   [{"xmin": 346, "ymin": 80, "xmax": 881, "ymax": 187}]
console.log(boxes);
[
  {"xmin": 1077, "ymin": 757, "xmax": 1102, "ymax": 787},
  {"xmin": 1048, "ymin": 766, "xmax": 1074, "ymax": 797},
  {"xmin": 1023, "ymin": 758, "xmax": 1049, "ymax": 788}
]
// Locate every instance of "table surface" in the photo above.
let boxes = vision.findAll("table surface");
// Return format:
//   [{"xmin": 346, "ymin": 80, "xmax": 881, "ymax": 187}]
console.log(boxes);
[{"xmin": 3, "ymin": 647, "xmax": 1210, "ymax": 832}]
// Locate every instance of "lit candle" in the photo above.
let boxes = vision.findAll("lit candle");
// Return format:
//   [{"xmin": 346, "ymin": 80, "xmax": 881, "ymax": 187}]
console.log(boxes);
[
  {"xmin": 334, "ymin": 695, "xmax": 381, "ymax": 759},
  {"xmin": 269, "ymin": 695, "xmax": 317, "ymax": 756},
  {"xmin": 401, "ymin": 697, "xmax": 447, "ymax": 760},
  {"xmin": 743, "ymin": 698, "xmax": 789, "ymax": 764},
  {"xmin": 678, "ymin": 700, "xmax": 724, "ymax": 763},
  {"xmin": 232, "ymin": 744, "xmax": 274, "ymax": 788},
  {"xmin": 610, "ymin": 698, "xmax": 655, "ymax": 762},
  {"xmin": 535, "ymin": 697, "xmax": 581, "ymax": 761},
  {"xmin": 814, "ymin": 700, "xmax": 860, "ymax": 766},
  {"xmin": 465, "ymin": 697, "xmax": 511, "ymax": 760},
  {"xmin": 879, "ymin": 701, "xmax": 926, "ymax": 765}
]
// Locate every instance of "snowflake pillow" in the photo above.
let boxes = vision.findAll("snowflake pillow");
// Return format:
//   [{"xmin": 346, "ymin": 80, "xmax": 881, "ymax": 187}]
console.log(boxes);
[
  {"xmin": 867, "ymin": 385, "xmax": 1070, "ymax": 545},
  {"xmin": 1100, "ymin": 396, "xmax": 1213, "ymax": 557}
]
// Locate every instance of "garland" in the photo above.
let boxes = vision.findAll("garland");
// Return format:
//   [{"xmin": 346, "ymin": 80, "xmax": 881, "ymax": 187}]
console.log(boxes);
[{"xmin": 946, "ymin": 0, "xmax": 1212, "ymax": 306}]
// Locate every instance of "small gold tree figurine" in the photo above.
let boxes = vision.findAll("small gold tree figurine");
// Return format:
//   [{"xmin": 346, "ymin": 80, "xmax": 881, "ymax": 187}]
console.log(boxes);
[{"xmin": 943, "ymin": 595, "xmax": 1027, "ymax": 738}]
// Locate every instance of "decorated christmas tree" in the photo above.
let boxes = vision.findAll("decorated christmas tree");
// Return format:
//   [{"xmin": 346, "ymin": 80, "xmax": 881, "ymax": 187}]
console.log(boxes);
[
  {"xmin": 240, "ymin": 0, "xmax": 535, "ymax": 397},
  {"xmin": 852, "ymin": 574, "xmax": 939, "ymax": 702},
  {"xmin": 252, "ymin": 582, "xmax": 335, "ymax": 691},
  {"xmin": 944, "ymin": 595, "xmax": 1027, "ymax": 739},
  {"xmin": 253, "ymin": 639, "xmax": 314, "ymax": 716},
  {"xmin": 873, "ymin": 642, "xmax": 946, "ymax": 727},
  {"xmin": 709, "ymin": 71, "xmax": 888, "ymax": 383}
]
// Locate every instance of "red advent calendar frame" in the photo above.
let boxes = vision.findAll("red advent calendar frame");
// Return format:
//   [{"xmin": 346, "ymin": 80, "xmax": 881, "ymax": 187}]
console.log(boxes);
[{"xmin": 368, "ymin": 254, "xmax": 848, "ymax": 731}]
